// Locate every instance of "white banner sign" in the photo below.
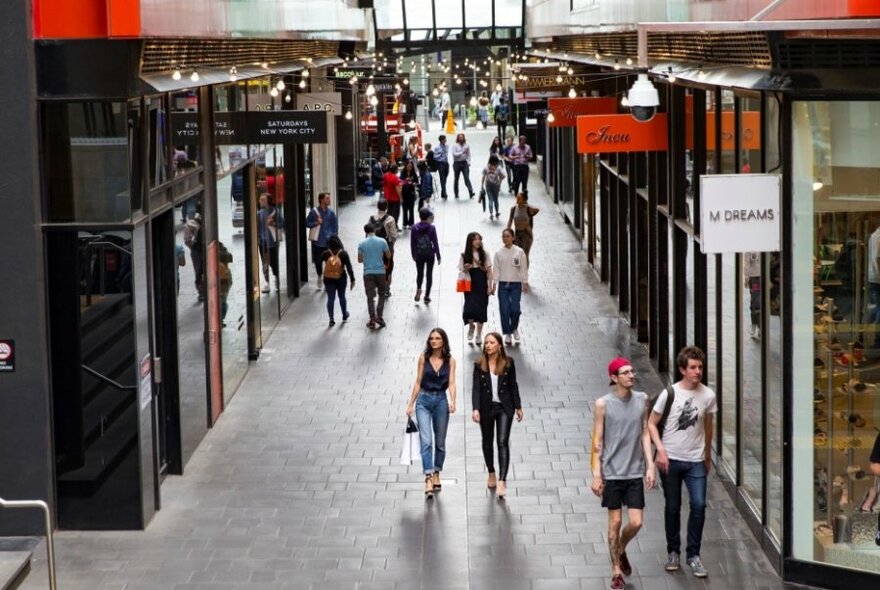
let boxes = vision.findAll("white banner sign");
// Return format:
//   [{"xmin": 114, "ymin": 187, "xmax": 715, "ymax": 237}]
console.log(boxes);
[{"xmin": 700, "ymin": 174, "xmax": 781, "ymax": 254}]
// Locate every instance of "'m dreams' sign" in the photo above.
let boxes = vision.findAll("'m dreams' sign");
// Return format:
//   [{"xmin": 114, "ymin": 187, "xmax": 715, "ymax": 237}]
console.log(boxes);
[{"xmin": 700, "ymin": 174, "xmax": 781, "ymax": 254}]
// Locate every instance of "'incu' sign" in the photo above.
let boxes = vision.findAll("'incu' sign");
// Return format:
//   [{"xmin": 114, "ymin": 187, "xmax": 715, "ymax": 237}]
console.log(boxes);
[{"xmin": 576, "ymin": 114, "xmax": 668, "ymax": 154}]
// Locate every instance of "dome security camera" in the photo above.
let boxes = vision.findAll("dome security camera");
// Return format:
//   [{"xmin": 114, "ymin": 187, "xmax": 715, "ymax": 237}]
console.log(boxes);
[{"xmin": 627, "ymin": 73, "xmax": 659, "ymax": 122}]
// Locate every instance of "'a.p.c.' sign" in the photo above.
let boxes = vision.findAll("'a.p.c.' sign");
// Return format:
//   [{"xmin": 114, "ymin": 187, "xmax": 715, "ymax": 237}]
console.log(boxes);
[{"xmin": 576, "ymin": 114, "xmax": 668, "ymax": 154}]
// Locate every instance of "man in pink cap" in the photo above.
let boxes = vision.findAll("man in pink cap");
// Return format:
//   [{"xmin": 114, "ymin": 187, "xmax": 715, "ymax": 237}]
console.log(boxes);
[{"xmin": 591, "ymin": 357, "xmax": 655, "ymax": 590}]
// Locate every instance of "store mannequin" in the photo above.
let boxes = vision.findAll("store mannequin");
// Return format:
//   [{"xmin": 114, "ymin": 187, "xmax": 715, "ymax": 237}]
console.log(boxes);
[
  {"xmin": 867, "ymin": 221, "xmax": 880, "ymax": 347},
  {"xmin": 743, "ymin": 253, "xmax": 761, "ymax": 338}
]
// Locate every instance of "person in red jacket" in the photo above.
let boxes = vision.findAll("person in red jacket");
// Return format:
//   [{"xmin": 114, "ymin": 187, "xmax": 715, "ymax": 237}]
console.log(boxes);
[{"xmin": 383, "ymin": 163, "xmax": 402, "ymax": 224}]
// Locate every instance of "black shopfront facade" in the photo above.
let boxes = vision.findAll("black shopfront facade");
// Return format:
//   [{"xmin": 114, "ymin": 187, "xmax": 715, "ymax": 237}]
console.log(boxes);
[
  {"xmin": 538, "ymin": 32, "xmax": 880, "ymax": 589},
  {"xmin": 20, "ymin": 38, "xmax": 338, "ymax": 531}
]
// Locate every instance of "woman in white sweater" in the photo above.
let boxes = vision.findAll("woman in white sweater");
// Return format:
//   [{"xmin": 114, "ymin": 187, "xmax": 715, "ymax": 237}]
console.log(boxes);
[{"xmin": 492, "ymin": 229, "xmax": 529, "ymax": 345}]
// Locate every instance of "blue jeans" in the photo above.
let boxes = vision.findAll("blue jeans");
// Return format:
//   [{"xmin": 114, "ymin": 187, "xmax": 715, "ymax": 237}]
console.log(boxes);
[
  {"xmin": 486, "ymin": 184, "xmax": 500, "ymax": 217},
  {"xmin": 869, "ymin": 283, "xmax": 880, "ymax": 340},
  {"xmin": 659, "ymin": 459, "xmax": 707, "ymax": 559},
  {"xmin": 415, "ymin": 391, "xmax": 449, "ymax": 475},
  {"xmin": 498, "ymin": 281, "xmax": 522, "ymax": 335},
  {"xmin": 324, "ymin": 276, "xmax": 348, "ymax": 320}
]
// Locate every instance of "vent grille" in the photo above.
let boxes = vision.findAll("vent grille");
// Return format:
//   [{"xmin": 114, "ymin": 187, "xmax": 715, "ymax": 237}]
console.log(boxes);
[
  {"xmin": 141, "ymin": 39, "xmax": 340, "ymax": 74},
  {"xmin": 777, "ymin": 39, "xmax": 880, "ymax": 69},
  {"xmin": 550, "ymin": 31, "xmax": 771, "ymax": 69}
]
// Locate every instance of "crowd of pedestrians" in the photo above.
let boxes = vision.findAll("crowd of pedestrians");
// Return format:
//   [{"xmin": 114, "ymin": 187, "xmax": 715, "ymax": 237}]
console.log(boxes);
[{"xmin": 305, "ymin": 127, "xmax": 725, "ymax": 589}]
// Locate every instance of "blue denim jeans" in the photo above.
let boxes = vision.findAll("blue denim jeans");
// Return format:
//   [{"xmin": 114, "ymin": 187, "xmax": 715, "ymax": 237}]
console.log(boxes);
[
  {"xmin": 415, "ymin": 391, "xmax": 449, "ymax": 475},
  {"xmin": 498, "ymin": 281, "xmax": 522, "ymax": 335},
  {"xmin": 324, "ymin": 276, "xmax": 348, "ymax": 321},
  {"xmin": 486, "ymin": 184, "xmax": 500, "ymax": 217},
  {"xmin": 659, "ymin": 459, "xmax": 707, "ymax": 559}
]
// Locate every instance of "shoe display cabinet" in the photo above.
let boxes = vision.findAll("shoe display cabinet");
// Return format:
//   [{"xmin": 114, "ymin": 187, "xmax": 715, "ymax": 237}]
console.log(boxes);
[{"xmin": 813, "ymin": 294, "xmax": 880, "ymax": 570}]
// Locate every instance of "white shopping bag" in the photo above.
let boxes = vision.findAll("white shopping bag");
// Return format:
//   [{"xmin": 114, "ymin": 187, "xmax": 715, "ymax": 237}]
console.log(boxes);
[{"xmin": 399, "ymin": 419, "xmax": 422, "ymax": 466}]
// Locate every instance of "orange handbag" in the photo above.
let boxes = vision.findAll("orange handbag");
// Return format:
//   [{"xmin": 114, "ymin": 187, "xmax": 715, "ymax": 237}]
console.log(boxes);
[{"xmin": 456, "ymin": 271, "xmax": 472, "ymax": 293}]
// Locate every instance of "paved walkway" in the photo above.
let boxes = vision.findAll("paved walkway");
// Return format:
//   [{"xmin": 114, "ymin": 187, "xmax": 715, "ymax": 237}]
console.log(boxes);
[{"xmin": 22, "ymin": 128, "xmax": 795, "ymax": 590}]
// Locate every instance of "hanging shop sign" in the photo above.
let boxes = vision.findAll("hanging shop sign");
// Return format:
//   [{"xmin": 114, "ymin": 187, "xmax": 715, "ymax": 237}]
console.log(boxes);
[
  {"xmin": 547, "ymin": 97, "xmax": 617, "ymax": 128},
  {"xmin": 170, "ymin": 112, "xmax": 247, "ymax": 145},
  {"xmin": 296, "ymin": 92, "xmax": 342, "ymax": 113},
  {"xmin": 699, "ymin": 174, "xmax": 781, "ymax": 254},
  {"xmin": 171, "ymin": 111, "xmax": 327, "ymax": 145},
  {"xmin": 246, "ymin": 111, "xmax": 327, "ymax": 144},
  {"xmin": 576, "ymin": 114, "xmax": 669, "ymax": 154},
  {"xmin": 0, "ymin": 339, "xmax": 15, "ymax": 372}
]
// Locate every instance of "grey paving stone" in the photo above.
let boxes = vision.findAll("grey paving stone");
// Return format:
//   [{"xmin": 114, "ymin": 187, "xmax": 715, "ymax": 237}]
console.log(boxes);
[{"xmin": 16, "ymin": 126, "xmax": 802, "ymax": 590}]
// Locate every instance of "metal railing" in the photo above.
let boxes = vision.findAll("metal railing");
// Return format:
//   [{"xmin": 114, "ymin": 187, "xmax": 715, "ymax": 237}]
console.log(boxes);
[{"xmin": 0, "ymin": 497, "xmax": 57, "ymax": 590}]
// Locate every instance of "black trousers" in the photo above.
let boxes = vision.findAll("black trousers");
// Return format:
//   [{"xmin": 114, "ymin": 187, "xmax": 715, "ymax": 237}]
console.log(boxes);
[
  {"xmin": 260, "ymin": 242, "xmax": 279, "ymax": 278},
  {"xmin": 437, "ymin": 162, "xmax": 450, "ymax": 198},
  {"xmin": 311, "ymin": 243, "xmax": 327, "ymax": 277},
  {"xmin": 497, "ymin": 122, "xmax": 507, "ymax": 141},
  {"xmin": 480, "ymin": 403, "xmax": 513, "ymax": 480},
  {"xmin": 402, "ymin": 191, "xmax": 416, "ymax": 227},
  {"xmin": 512, "ymin": 163, "xmax": 529, "ymax": 195},
  {"xmin": 453, "ymin": 161, "xmax": 474, "ymax": 197},
  {"xmin": 415, "ymin": 257, "xmax": 435, "ymax": 297},
  {"xmin": 387, "ymin": 201, "xmax": 401, "ymax": 225}
]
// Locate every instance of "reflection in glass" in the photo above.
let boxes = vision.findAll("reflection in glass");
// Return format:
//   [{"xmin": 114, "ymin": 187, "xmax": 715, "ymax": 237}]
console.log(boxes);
[
  {"xmin": 686, "ymin": 233, "xmax": 695, "ymax": 346},
  {"xmin": 44, "ymin": 102, "xmax": 131, "ymax": 223},
  {"xmin": 720, "ymin": 90, "xmax": 736, "ymax": 173},
  {"xmin": 742, "ymin": 252, "xmax": 764, "ymax": 513},
  {"xmin": 720, "ymin": 253, "xmax": 738, "ymax": 480}
]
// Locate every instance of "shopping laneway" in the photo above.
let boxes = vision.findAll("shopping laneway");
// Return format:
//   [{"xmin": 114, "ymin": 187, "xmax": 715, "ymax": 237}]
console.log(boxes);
[{"xmin": 22, "ymin": 128, "xmax": 792, "ymax": 590}]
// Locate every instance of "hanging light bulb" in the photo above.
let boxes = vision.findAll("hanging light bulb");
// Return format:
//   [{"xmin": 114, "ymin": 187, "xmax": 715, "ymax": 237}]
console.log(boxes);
[
  {"xmin": 469, "ymin": 96, "xmax": 477, "ymax": 107},
  {"xmin": 547, "ymin": 112, "xmax": 556, "ymax": 123},
  {"xmin": 620, "ymin": 95, "xmax": 629, "ymax": 107},
  {"xmin": 299, "ymin": 79, "xmax": 307, "ymax": 89},
  {"xmin": 496, "ymin": 83, "xmax": 502, "ymax": 92},
  {"xmin": 302, "ymin": 70, "xmax": 310, "ymax": 77},
  {"xmin": 369, "ymin": 95, "xmax": 378, "ymax": 107},
  {"xmin": 270, "ymin": 87, "xmax": 279, "ymax": 98},
  {"xmin": 568, "ymin": 87, "xmax": 577, "ymax": 98},
  {"xmin": 366, "ymin": 83, "xmax": 376, "ymax": 96},
  {"xmin": 229, "ymin": 66, "xmax": 238, "ymax": 82},
  {"xmin": 667, "ymin": 67, "xmax": 677, "ymax": 83},
  {"xmin": 402, "ymin": 78, "xmax": 409, "ymax": 86},
  {"xmin": 345, "ymin": 109, "xmax": 353, "ymax": 120},
  {"xmin": 626, "ymin": 57, "xmax": 634, "ymax": 66},
  {"xmin": 556, "ymin": 75, "xmax": 563, "ymax": 83},
  {"xmin": 171, "ymin": 68, "xmax": 182, "ymax": 81},
  {"xmin": 284, "ymin": 93, "xmax": 292, "ymax": 103},
  {"xmin": 349, "ymin": 76, "xmax": 358, "ymax": 85},
  {"xmin": 567, "ymin": 67, "xmax": 574, "ymax": 75},
  {"xmin": 432, "ymin": 87, "xmax": 439, "ymax": 97},
  {"xmin": 190, "ymin": 70, "xmax": 200, "ymax": 82},
  {"xmin": 276, "ymin": 79, "xmax": 286, "ymax": 91},
  {"xmin": 614, "ymin": 60, "xmax": 621, "ymax": 71},
  {"xmin": 595, "ymin": 52, "xmax": 602, "ymax": 60}
]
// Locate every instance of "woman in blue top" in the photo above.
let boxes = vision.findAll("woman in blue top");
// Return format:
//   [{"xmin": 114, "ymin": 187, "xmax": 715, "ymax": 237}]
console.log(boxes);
[{"xmin": 406, "ymin": 328, "xmax": 458, "ymax": 499}]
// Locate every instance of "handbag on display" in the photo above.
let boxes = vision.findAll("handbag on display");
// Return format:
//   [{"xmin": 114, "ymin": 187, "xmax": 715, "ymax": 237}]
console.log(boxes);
[
  {"xmin": 456, "ymin": 270, "xmax": 472, "ymax": 293},
  {"xmin": 399, "ymin": 418, "xmax": 421, "ymax": 466}
]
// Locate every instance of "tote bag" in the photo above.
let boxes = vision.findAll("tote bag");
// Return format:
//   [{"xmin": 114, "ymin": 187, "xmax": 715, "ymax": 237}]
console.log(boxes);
[{"xmin": 456, "ymin": 270, "xmax": 472, "ymax": 293}]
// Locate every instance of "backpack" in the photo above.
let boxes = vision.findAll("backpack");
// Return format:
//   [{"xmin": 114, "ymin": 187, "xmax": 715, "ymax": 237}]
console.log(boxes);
[
  {"xmin": 371, "ymin": 214, "xmax": 391, "ymax": 241},
  {"xmin": 485, "ymin": 167, "xmax": 502, "ymax": 187},
  {"xmin": 324, "ymin": 250, "xmax": 344, "ymax": 279},
  {"xmin": 414, "ymin": 228, "xmax": 434, "ymax": 259},
  {"xmin": 218, "ymin": 262, "xmax": 232, "ymax": 288},
  {"xmin": 425, "ymin": 150, "xmax": 438, "ymax": 172},
  {"xmin": 496, "ymin": 104, "xmax": 509, "ymax": 122}
]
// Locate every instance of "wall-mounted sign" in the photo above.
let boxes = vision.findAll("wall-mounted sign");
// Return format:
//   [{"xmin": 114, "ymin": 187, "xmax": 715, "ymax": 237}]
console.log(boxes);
[
  {"xmin": 576, "ymin": 114, "xmax": 669, "ymax": 154},
  {"xmin": 700, "ymin": 174, "xmax": 781, "ymax": 254},
  {"xmin": 296, "ymin": 92, "xmax": 342, "ymax": 113},
  {"xmin": 334, "ymin": 69, "xmax": 368, "ymax": 79},
  {"xmin": 246, "ymin": 111, "xmax": 327, "ymax": 144},
  {"xmin": 548, "ymin": 97, "xmax": 617, "ymax": 128},
  {"xmin": 0, "ymin": 339, "xmax": 15, "ymax": 372},
  {"xmin": 171, "ymin": 111, "xmax": 327, "ymax": 145},
  {"xmin": 170, "ymin": 112, "xmax": 247, "ymax": 145}
]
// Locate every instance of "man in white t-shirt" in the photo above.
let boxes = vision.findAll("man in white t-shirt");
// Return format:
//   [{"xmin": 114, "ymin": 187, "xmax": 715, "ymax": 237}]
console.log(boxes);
[{"xmin": 648, "ymin": 346, "xmax": 717, "ymax": 579}]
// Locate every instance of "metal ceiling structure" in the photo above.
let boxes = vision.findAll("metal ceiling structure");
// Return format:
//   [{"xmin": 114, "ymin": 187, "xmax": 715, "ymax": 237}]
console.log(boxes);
[{"xmin": 371, "ymin": 0, "xmax": 527, "ymax": 55}]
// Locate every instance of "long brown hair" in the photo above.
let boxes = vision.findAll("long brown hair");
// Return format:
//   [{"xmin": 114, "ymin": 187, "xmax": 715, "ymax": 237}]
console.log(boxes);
[{"xmin": 476, "ymin": 332, "xmax": 509, "ymax": 375}]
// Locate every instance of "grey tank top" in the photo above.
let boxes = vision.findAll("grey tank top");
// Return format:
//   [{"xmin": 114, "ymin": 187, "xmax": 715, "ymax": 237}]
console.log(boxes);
[{"xmin": 600, "ymin": 390, "xmax": 648, "ymax": 480}]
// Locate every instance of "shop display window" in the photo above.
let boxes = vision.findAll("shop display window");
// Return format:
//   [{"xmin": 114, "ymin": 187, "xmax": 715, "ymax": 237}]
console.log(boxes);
[
  {"xmin": 792, "ymin": 100, "xmax": 880, "ymax": 573},
  {"xmin": 720, "ymin": 252, "xmax": 739, "ymax": 481}
]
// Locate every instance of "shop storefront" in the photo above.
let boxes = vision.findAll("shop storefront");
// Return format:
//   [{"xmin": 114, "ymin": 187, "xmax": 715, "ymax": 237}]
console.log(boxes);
[{"xmin": 536, "ymin": 31, "xmax": 880, "ymax": 589}]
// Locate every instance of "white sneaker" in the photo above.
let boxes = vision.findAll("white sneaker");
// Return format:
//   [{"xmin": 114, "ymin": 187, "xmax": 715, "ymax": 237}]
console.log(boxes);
[
  {"xmin": 504, "ymin": 334, "xmax": 512, "ymax": 345},
  {"xmin": 512, "ymin": 329, "xmax": 521, "ymax": 343},
  {"xmin": 475, "ymin": 331, "xmax": 482, "ymax": 345},
  {"xmin": 315, "ymin": 276, "xmax": 323, "ymax": 290},
  {"xmin": 466, "ymin": 324, "xmax": 475, "ymax": 341},
  {"xmin": 261, "ymin": 284, "xmax": 270, "ymax": 294}
]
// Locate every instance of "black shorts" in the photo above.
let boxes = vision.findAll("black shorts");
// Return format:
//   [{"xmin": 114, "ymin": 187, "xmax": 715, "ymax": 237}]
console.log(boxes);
[{"xmin": 601, "ymin": 478, "xmax": 645, "ymax": 510}]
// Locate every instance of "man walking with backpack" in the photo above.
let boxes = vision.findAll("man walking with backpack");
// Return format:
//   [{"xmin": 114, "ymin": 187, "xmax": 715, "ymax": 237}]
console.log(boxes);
[
  {"xmin": 370, "ymin": 200, "xmax": 398, "ymax": 297},
  {"xmin": 648, "ymin": 346, "xmax": 717, "ymax": 579},
  {"xmin": 591, "ymin": 357, "xmax": 655, "ymax": 590},
  {"xmin": 410, "ymin": 208, "xmax": 441, "ymax": 304},
  {"xmin": 358, "ymin": 223, "xmax": 391, "ymax": 329}
]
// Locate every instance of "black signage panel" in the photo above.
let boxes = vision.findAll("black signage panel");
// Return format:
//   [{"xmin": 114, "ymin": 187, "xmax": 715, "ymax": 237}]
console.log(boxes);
[
  {"xmin": 170, "ymin": 112, "xmax": 248, "ymax": 145},
  {"xmin": 246, "ymin": 111, "xmax": 328, "ymax": 144},
  {"xmin": 0, "ymin": 339, "xmax": 15, "ymax": 372}
]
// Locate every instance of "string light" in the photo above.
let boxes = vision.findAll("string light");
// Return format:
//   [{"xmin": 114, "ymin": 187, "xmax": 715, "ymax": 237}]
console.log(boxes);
[
  {"xmin": 547, "ymin": 112, "xmax": 556, "ymax": 123},
  {"xmin": 276, "ymin": 79, "xmax": 285, "ymax": 91},
  {"xmin": 299, "ymin": 79, "xmax": 307, "ymax": 89},
  {"xmin": 270, "ymin": 87, "xmax": 279, "ymax": 97},
  {"xmin": 345, "ymin": 109, "xmax": 353, "ymax": 120},
  {"xmin": 190, "ymin": 70, "xmax": 199, "ymax": 82},
  {"xmin": 369, "ymin": 95, "xmax": 378, "ymax": 106},
  {"xmin": 568, "ymin": 87, "xmax": 577, "ymax": 99},
  {"xmin": 171, "ymin": 68, "xmax": 182, "ymax": 81}
]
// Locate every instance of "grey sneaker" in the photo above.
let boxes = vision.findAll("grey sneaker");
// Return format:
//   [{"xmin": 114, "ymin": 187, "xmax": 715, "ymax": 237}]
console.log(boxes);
[
  {"xmin": 664, "ymin": 552, "xmax": 680, "ymax": 571},
  {"xmin": 686, "ymin": 556, "xmax": 708, "ymax": 578}
]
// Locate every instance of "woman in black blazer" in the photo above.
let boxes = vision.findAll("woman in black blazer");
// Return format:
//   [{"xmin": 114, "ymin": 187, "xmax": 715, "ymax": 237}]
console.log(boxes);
[{"xmin": 472, "ymin": 332, "xmax": 524, "ymax": 498}]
